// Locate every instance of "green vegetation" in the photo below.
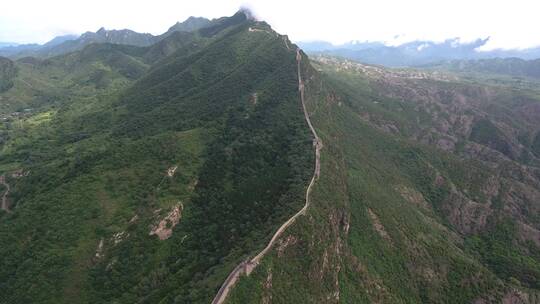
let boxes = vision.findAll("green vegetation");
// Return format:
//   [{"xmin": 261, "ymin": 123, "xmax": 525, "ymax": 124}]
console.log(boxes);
[
  {"xmin": 0, "ymin": 56, "xmax": 17, "ymax": 92},
  {"xmin": 1, "ymin": 11, "xmax": 540, "ymax": 304},
  {"xmin": 0, "ymin": 12, "xmax": 313, "ymax": 304},
  {"xmin": 228, "ymin": 55, "xmax": 540, "ymax": 303},
  {"xmin": 466, "ymin": 219, "xmax": 540, "ymax": 289},
  {"xmin": 469, "ymin": 118, "xmax": 513, "ymax": 158}
]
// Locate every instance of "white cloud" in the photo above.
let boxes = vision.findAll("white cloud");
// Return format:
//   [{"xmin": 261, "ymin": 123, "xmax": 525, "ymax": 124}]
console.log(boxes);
[
  {"xmin": 0, "ymin": 0, "xmax": 539, "ymax": 50},
  {"xmin": 417, "ymin": 43, "xmax": 429, "ymax": 51}
]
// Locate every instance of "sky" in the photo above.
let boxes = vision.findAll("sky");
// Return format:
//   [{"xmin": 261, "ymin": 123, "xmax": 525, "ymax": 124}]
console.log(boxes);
[{"xmin": 1, "ymin": 0, "xmax": 539, "ymax": 50}]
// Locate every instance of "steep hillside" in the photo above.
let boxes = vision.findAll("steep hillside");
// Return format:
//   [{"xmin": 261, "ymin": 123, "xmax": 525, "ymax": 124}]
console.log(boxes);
[
  {"xmin": 161, "ymin": 16, "xmax": 212, "ymax": 37},
  {"xmin": 0, "ymin": 24, "xmax": 217, "ymax": 116},
  {"xmin": 225, "ymin": 56, "xmax": 540, "ymax": 303},
  {"xmin": 0, "ymin": 57, "xmax": 17, "ymax": 93},
  {"xmin": 0, "ymin": 11, "xmax": 314, "ymax": 304}
]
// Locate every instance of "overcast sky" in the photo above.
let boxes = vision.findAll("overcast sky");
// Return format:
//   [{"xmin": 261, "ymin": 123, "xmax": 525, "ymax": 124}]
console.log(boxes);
[{"xmin": 1, "ymin": 0, "xmax": 539, "ymax": 50}]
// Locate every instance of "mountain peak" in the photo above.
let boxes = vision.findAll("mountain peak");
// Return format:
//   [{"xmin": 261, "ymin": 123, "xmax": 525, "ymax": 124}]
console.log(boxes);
[
  {"xmin": 238, "ymin": 7, "xmax": 257, "ymax": 21},
  {"xmin": 164, "ymin": 16, "xmax": 211, "ymax": 35}
]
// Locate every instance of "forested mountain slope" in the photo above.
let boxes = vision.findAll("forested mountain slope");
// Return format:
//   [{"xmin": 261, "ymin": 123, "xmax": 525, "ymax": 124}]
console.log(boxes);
[
  {"xmin": 1, "ymin": 10, "xmax": 539, "ymax": 304},
  {"xmin": 0, "ymin": 11, "xmax": 313, "ymax": 303},
  {"xmin": 0, "ymin": 57, "xmax": 17, "ymax": 93},
  {"xmin": 226, "ymin": 57, "xmax": 540, "ymax": 303}
]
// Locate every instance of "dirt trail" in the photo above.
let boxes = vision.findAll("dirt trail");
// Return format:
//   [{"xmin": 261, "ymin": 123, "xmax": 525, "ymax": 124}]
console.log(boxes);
[
  {"xmin": 1, "ymin": 175, "xmax": 11, "ymax": 212},
  {"xmin": 211, "ymin": 48, "xmax": 322, "ymax": 304}
]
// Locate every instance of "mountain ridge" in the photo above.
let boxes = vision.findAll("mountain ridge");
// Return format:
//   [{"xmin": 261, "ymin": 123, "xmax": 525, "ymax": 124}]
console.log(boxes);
[
  {"xmin": 0, "ymin": 15, "xmax": 213, "ymax": 59},
  {"xmin": 426, "ymin": 57, "xmax": 540, "ymax": 79},
  {"xmin": 300, "ymin": 38, "xmax": 540, "ymax": 67}
]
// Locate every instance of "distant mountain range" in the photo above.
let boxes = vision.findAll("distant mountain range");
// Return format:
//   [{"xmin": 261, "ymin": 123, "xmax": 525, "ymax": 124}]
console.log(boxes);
[
  {"xmin": 0, "ymin": 42, "xmax": 20, "ymax": 48},
  {"xmin": 164, "ymin": 16, "xmax": 212, "ymax": 34},
  {"xmin": 0, "ymin": 16, "xmax": 213, "ymax": 58},
  {"xmin": 299, "ymin": 38, "xmax": 540, "ymax": 67},
  {"xmin": 427, "ymin": 57, "xmax": 540, "ymax": 79}
]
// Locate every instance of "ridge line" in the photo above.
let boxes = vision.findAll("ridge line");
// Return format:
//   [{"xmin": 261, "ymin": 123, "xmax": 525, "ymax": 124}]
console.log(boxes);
[{"xmin": 211, "ymin": 48, "xmax": 322, "ymax": 304}]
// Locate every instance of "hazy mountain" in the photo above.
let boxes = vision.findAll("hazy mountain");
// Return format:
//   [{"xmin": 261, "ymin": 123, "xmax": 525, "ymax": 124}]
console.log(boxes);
[
  {"xmin": 161, "ymin": 16, "xmax": 211, "ymax": 37},
  {"xmin": 429, "ymin": 57, "xmax": 540, "ymax": 79},
  {"xmin": 296, "ymin": 40, "xmax": 335, "ymax": 52},
  {"xmin": 81, "ymin": 27, "xmax": 156, "ymax": 46},
  {"xmin": 1, "ymin": 10, "xmax": 539, "ymax": 304},
  {"xmin": 0, "ymin": 35, "xmax": 78, "ymax": 57},
  {"xmin": 33, "ymin": 28, "xmax": 158, "ymax": 58},
  {"xmin": 300, "ymin": 38, "xmax": 540, "ymax": 67},
  {"xmin": 0, "ymin": 42, "xmax": 19, "ymax": 48},
  {"xmin": 42, "ymin": 34, "xmax": 79, "ymax": 47},
  {"xmin": 0, "ymin": 43, "xmax": 41, "ymax": 57},
  {"xmin": 0, "ymin": 16, "xmax": 213, "ymax": 59}
]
